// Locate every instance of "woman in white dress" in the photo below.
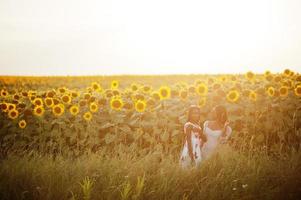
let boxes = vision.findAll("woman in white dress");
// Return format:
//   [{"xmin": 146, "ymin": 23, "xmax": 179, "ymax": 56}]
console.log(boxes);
[
  {"xmin": 201, "ymin": 105, "xmax": 232, "ymax": 160},
  {"xmin": 179, "ymin": 105, "xmax": 207, "ymax": 168}
]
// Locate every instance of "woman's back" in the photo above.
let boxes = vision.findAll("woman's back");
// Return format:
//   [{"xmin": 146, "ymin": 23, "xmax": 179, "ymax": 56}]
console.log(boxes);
[{"xmin": 202, "ymin": 120, "xmax": 232, "ymax": 159}]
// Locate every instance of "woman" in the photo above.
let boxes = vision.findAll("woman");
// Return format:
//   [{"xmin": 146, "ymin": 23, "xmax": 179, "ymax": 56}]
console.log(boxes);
[
  {"xmin": 201, "ymin": 105, "xmax": 232, "ymax": 160},
  {"xmin": 179, "ymin": 105, "xmax": 207, "ymax": 168}
]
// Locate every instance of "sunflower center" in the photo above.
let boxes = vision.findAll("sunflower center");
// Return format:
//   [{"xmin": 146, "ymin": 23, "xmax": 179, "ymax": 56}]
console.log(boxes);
[
  {"xmin": 161, "ymin": 90, "xmax": 168, "ymax": 97},
  {"xmin": 55, "ymin": 106, "xmax": 61, "ymax": 113},
  {"xmin": 113, "ymin": 100, "xmax": 121, "ymax": 108},
  {"xmin": 229, "ymin": 92, "xmax": 236, "ymax": 99},
  {"xmin": 37, "ymin": 108, "xmax": 42, "ymax": 113},
  {"xmin": 46, "ymin": 99, "xmax": 52, "ymax": 105},
  {"xmin": 137, "ymin": 103, "xmax": 144, "ymax": 110},
  {"xmin": 11, "ymin": 111, "xmax": 16, "ymax": 117}
]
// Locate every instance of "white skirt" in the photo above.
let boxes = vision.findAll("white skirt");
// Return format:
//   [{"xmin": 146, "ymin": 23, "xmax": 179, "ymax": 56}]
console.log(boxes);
[{"xmin": 179, "ymin": 136, "xmax": 202, "ymax": 168}]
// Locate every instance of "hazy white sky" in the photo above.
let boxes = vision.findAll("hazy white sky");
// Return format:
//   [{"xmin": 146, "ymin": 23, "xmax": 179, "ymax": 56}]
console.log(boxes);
[{"xmin": 0, "ymin": 0, "xmax": 300, "ymax": 75}]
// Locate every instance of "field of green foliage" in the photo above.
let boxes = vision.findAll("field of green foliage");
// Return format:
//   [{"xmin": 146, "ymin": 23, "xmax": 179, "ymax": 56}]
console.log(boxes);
[{"xmin": 0, "ymin": 70, "xmax": 301, "ymax": 199}]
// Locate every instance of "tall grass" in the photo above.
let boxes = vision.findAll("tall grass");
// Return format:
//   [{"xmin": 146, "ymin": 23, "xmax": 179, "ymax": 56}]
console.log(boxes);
[{"xmin": 0, "ymin": 144, "xmax": 300, "ymax": 200}]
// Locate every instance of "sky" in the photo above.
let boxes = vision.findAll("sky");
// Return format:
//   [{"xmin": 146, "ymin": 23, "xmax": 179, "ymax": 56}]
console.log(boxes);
[{"xmin": 0, "ymin": 0, "xmax": 300, "ymax": 75}]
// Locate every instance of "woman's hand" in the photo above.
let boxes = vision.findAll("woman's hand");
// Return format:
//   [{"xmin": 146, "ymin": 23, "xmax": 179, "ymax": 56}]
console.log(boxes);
[
  {"xmin": 224, "ymin": 120, "xmax": 230, "ymax": 129},
  {"xmin": 192, "ymin": 126, "xmax": 202, "ymax": 133},
  {"xmin": 190, "ymin": 157, "xmax": 195, "ymax": 165},
  {"xmin": 221, "ymin": 120, "xmax": 230, "ymax": 137}
]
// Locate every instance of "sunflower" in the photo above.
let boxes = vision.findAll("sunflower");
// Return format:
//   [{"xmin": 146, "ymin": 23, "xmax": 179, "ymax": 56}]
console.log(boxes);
[
  {"xmin": 89, "ymin": 102, "xmax": 98, "ymax": 113},
  {"xmin": 171, "ymin": 89, "xmax": 179, "ymax": 98},
  {"xmin": 274, "ymin": 75, "xmax": 282, "ymax": 82},
  {"xmin": 264, "ymin": 70, "xmax": 271, "ymax": 76},
  {"xmin": 283, "ymin": 80, "xmax": 293, "ymax": 89},
  {"xmin": 86, "ymin": 87, "xmax": 93, "ymax": 93},
  {"xmin": 18, "ymin": 119, "xmax": 27, "ymax": 129},
  {"xmin": 28, "ymin": 90, "xmax": 36, "ymax": 97},
  {"xmin": 135, "ymin": 100, "xmax": 146, "ymax": 112},
  {"xmin": 152, "ymin": 92, "xmax": 160, "ymax": 101},
  {"xmin": 294, "ymin": 85, "xmax": 301, "ymax": 97},
  {"xmin": 83, "ymin": 111, "xmax": 92, "ymax": 121},
  {"xmin": 91, "ymin": 82, "xmax": 102, "ymax": 92},
  {"xmin": 53, "ymin": 98, "xmax": 60, "ymax": 105},
  {"xmin": 248, "ymin": 90, "xmax": 257, "ymax": 101},
  {"xmin": 123, "ymin": 102, "xmax": 134, "ymax": 110},
  {"xmin": 142, "ymin": 85, "xmax": 152, "ymax": 93},
  {"xmin": 230, "ymin": 76, "xmax": 237, "ymax": 82},
  {"xmin": 13, "ymin": 94, "xmax": 20, "ymax": 100},
  {"xmin": 44, "ymin": 97, "xmax": 54, "ymax": 107},
  {"xmin": 111, "ymin": 80, "xmax": 119, "ymax": 89},
  {"xmin": 106, "ymin": 91, "xmax": 113, "ymax": 98},
  {"xmin": 219, "ymin": 76, "xmax": 227, "ymax": 82},
  {"xmin": 98, "ymin": 98, "xmax": 107, "ymax": 106},
  {"xmin": 198, "ymin": 97, "xmax": 206, "ymax": 107},
  {"xmin": 265, "ymin": 74, "xmax": 273, "ymax": 82},
  {"xmin": 179, "ymin": 90, "xmax": 188, "ymax": 100},
  {"xmin": 79, "ymin": 100, "xmax": 87, "ymax": 107},
  {"xmin": 70, "ymin": 105, "xmax": 79, "ymax": 116},
  {"xmin": 159, "ymin": 86, "xmax": 171, "ymax": 100},
  {"xmin": 131, "ymin": 83, "xmax": 139, "ymax": 91},
  {"xmin": 267, "ymin": 87, "xmax": 275, "ymax": 97},
  {"xmin": 283, "ymin": 69, "xmax": 291, "ymax": 76},
  {"xmin": 135, "ymin": 94, "xmax": 145, "ymax": 101},
  {"xmin": 1, "ymin": 102, "xmax": 9, "ymax": 112},
  {"xmin": 194, "ymin": 80, "xmax": 203, "ymax": 85},
  {"xmin": 112, "ymin": 90, "xmax": 120, "ymax": 96},
  {"xmin": 58, "ymin": 87, "xmax": 67, "ymax": 94},
  {"xmin": 226, "ymin": 90, "xmax": 240, "ymax": 103},
  {"xmin": 61, "ymin": 95, "xmax": 72, "ymax": 104},
  {"xmin": 33, "ymin": 106, "xmax": 45, "ymax": 117},
  {"xmin": 245, "ymin": 71, "xmax": 255, "ymax": 81},
  {"xmin": 195, "ymin": 83, "xmax": 208, "ymax": 96},
  {"xmin": 8, "ymin": 103, "xmax": 16, "ymax": 111},
  {"xmin": 147, "ymin": 98, "xmax": 156, "ymax": 107},
  {"xmin": 21, "ymin": 91, "xmax": 28, "ymax": 97},
  {"xmin": 83, "ymin": 93, "xmax": 91, "ymax": 100},
  {"xmin": 8, "ymin": 109, "xmax": 19, "ymax": 119},
  {"xmin": 110, "ymin": 97, "xmax": 124, "ymax": 111},
  {"xmin": 213, "ymin": 83, "xmax": 221, "ymax": 90},
  {"xmin": 188, "ymin": 85, "xmax": 196, "ymax": 94},
  {"xmin": 46, "ymin": 90, "xmax": 55, "ymax": 98},
  {"xmin": 52, "ymin": 103, "xmax": 65, "ymax": 117},
  {"xmin": 208, "ymin": 77, "xmax": 215, "ymax": 84},
  {"xmin": 0, "ymin": 89, "xmax": 8, "ymax": 97},
  {"xmin": 279, "ymin": 86, "xmax": 289, "ymax": 97},
  {"xmin": 33, "ymin": 98, "xmax": 43, "ymax": 106},
  {"xmin": 71, "ymin": 91, "xmax": 80, "ymax": 98}
]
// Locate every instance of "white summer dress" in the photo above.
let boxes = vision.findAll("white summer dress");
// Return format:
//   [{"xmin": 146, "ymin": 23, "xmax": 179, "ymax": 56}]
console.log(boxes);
[
  {"xmin": 179, "ymin": 122, "xmax": 202, "ymax": 168},
  {"xmin": 201, "ymin": 120, "xmax": 232, "ymax": 160}
]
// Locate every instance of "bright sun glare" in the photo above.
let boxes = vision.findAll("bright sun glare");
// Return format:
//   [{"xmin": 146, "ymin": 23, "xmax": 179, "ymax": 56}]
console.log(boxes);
[{"xmin": 0, "ymin": 0, "xmax": 300, "ymax": 75}]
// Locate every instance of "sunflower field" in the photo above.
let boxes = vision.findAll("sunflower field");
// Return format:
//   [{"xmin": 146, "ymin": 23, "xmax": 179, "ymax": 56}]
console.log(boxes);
[{"xmin": 0, "ymin": 69, "xmax": 301, "ymax": 200}]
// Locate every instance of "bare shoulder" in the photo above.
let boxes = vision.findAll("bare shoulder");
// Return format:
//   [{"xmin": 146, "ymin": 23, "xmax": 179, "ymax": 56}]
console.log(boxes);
[
  {"xmin": 203, "ymin": 120, "xmax": 210, "ymax": 128},
  {"xmin": 184, "ymin": 122, "xmax": 193, "ymax": 131}
]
